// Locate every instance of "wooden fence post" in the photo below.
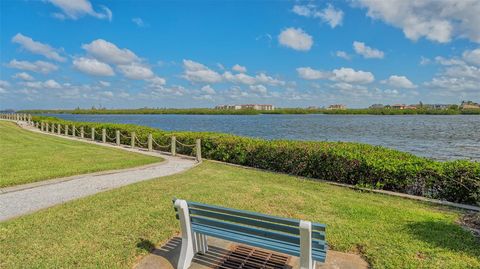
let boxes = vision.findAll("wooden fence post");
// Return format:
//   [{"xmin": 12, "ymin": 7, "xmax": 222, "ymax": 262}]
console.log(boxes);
[
  {"xmin": 148, "ymin": 134, "xmax": 153, "ymax": 151},
  {"xmin": 65, "ymin": 125, "xmax": 68, "ymax": 136},
  {"xmin": 102, "ymin": 129, "xmax": 106, "ymax": 143},
  {"xmin": 116, "ymin": 130, "xmax": 120, "ymax": 146},
  {"xmin": 41, "ymin": 122, "xmax": 44, "ymax": 131},
  {"xmin": 57, "ymin": 124, "xmax": 61, "ymax": 135},
  {"xmin": 91, "ymin": 127, "xmax": 95, "ymax": 141},
  {"xmin": 80, "ymin": 127, "xmax": 84, "ymax": 138},
  {"xmin": 196, "ymin": 139, "xmax": 202, "ymax": 162},
  {"xmin": 46, "ymin": 123, "xmax": 49, "ymax": 132},
  {"xmin": 72, "ymin": 125, "xmax": 76, "ymax": 137},
  {"xmin": 171, "ymin": 136, "xmax": 176, "ymax": 156},
  {"xmin": 28, "ymin": 114, "xmax": 32, "ymax": 124},
  {"xmin": 131, "ymin": 132, "xmax": 135, "ymax": 148}
]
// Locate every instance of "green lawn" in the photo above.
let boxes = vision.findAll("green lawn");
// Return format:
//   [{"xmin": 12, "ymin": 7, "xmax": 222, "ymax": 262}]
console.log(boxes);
[
  {"xmin": 0, "ymin": 161, "xmax": 478, "ymax": 268},
  {"xmin": 0, "ymin": 121, "xmax": 161, "ymax": 188}
]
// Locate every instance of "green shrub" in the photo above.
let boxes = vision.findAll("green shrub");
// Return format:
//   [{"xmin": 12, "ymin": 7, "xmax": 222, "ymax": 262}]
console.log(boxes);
[{"xmin": 32, "ymin": 116, "xmax": 480, "ymax": 206}]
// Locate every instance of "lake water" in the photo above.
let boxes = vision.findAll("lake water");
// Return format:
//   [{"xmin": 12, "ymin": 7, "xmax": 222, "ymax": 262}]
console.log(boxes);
[{"xmin": 48, "ymin": 114, "xmax": 480, "ymax": 161}]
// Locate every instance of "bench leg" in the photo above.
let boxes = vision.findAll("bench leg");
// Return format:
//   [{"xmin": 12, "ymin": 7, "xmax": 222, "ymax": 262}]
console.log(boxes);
[
  {"xmin": 299, "ymin": 220, "xmax": 313, "ymax": 269},
  {"xmin": 175, "ymin": 199, "xmax": 195, "ymax": 269}
]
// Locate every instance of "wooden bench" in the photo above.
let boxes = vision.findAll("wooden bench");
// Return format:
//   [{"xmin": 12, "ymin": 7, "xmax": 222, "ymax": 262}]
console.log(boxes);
[{"xmin": 173, "ymin": 199, "xmax": 327, "ymax": 269}]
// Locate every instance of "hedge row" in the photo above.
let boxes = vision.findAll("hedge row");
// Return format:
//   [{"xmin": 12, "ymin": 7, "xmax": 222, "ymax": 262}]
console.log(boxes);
[{"xmin": 33, "ymin": 116, "xmax": 480, "ymax": 206}]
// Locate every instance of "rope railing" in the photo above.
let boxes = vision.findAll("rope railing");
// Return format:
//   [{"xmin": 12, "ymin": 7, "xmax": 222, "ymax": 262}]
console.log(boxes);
[{"xmin": 29, "ymin": 122, "xmax": 202, "ymax": 162}]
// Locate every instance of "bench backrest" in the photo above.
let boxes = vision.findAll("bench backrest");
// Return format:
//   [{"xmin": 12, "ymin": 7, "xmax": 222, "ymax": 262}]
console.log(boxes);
[{"xmin": 173, "ymin": 199, "xmax": 327, "ymax": 262}]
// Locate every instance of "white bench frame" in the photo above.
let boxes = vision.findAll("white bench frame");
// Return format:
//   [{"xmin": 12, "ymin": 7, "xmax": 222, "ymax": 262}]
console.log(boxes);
[{"xmin": 174, "ymin": 199, "xmax": 316, "ymax": 269}]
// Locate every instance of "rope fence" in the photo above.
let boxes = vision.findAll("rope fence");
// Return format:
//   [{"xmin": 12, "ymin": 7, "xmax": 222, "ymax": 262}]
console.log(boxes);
[{"xmin": 1, "ymin": 114, "xmax": 202, "ymax": 162}]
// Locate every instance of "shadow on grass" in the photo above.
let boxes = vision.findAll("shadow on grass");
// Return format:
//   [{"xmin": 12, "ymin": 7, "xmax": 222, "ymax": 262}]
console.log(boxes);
[
  {"xmin": 406, "ymin": 220, "xmax": 480, "ymax": 257},
  {"xmin": 136, "ymin": 238, "xmax": 156, "ymax": 252}
]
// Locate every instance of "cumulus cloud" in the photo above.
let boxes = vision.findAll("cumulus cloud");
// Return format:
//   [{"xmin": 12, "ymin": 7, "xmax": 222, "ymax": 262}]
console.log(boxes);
[
  {"xmin": 255, "ymin": 73, "xmax": 285, "ymax": 86},
  {"xmin": 425, "ymin": 52, "xmax": 480, "ymax": 92},
  {"xmin": 24, "ymin": 79, "xmax": 61, "ymax": 89},
  {"xmin": 278, "ymin": 28, "xmax": 313, "ymax": 51},
  {"xmin": 117, "ymin": 63, "xmax": 154, "ymax": 80},
  {"xmin": 82, "ymin": 39, "xmax": 140, "ymax": 65},
  {"xmin": 7, "ymin": 59, "xmax": 58, "ymax": 74},
  {"xmin": 462, "ymin": 48, "xmax": 480, "ymax": 66},
  {"xmin": 182, "ymin": 59, "xmax": 223, "ymax": 83},
  {"xmin": 99, "ymin": 81, "xmax": 110, "ymax": 87},
  {"xmin": 356, "ymin": 0, "xmax": 480, "ymax": 43},
  {"xmin": 73, "ymin": 57, "xmax": 115, "ymax": 76},
  {"xmin": 335, "ymin": 51, "xmax": 351, "ymax": 60},
  {"xmin": 12, "ymin": 33, "xmax": 66, "ymax": 62},
  {"xmin": 292, "ymin": 4, "xmax": 344, "ymax": 28},
  {"xmin": 132, "ymin": 17, "xmax": 147, "ymax": 27},
  {"xmin": 147, "ymin": 76, "xmax": 167, "ymax": 87},
  {"xmin": 353, "ymin": 41, "xmax": 384, "ymax": 59},
  {"xmin": 381, "ymin": 75, "xmax": 417, "ymax": 89},
  {"xmin": 201, "ymin": 85, "xmax": 216, "ymax": 94},
  {"xmin": 296, "ymin": 67, "xmax": 330, "ymax": 80},
  {"xmin": 13, "ymin": 72, "xmax": 34, "ymax": 81},
  {"xmin": 297, "ymin": 67, "xmax": 374, "ymax": 84},
  {"xmin": 249, "ymin": 84, "xmax": 268, "ymax": 95},
  {"xmin": 223, "ymin": 72, "xmax": 257, "ymax": 85},
  {"xmin": 48, "ymin": 0, "xmax": 112, "ymax": 21},
  {"xmin": 232, "ymin": 64, "xmax": 247, "ymax": 73}
]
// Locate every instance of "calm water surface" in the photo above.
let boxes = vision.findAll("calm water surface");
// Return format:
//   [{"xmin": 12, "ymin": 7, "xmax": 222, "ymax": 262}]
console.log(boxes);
[{"xmin": 48, "ymin": 114, "xmax": 480, "ymax": 161}]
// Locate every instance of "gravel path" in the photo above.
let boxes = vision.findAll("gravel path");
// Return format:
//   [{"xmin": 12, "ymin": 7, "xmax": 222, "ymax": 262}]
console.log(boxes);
[{"xmin": 0, "ymin": 120, "xmax": 198, "ymax": 222}]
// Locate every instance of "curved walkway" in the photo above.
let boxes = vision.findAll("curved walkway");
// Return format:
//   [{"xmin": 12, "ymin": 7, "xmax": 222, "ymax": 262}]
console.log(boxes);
[{"xmin": 0, "ymin": 120, "xmax": 198, "ymax": 222}]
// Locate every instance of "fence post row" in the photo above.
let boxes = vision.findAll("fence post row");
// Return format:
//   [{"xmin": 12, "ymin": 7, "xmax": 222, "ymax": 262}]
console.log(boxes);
[
  {"xmin": 116, "ymin": 130, "xmax": 120, "ymax": 146},
  {"xmin": 196, "ymin": 139, "xmax": 202, "ymax": 162},
  {"xmin": 171, "ymin": 136, "xmax": 176, "ymax": 156},
  {"xmin": 102, "ymin": 129, "xmax": 106, "ymax": 143},
  {"xmin": 131, "ymin": 132, "xmax": 135, "ymax": 148},
  {"xmin": 148, "ymin": 134, "xmax": 153, "ymax": 151}
]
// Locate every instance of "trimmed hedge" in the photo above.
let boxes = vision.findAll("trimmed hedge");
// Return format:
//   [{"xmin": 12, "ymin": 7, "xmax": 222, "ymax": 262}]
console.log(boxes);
[{"xmin": 33, "ymin": 116, "xmax": 480, "ymax": 206}]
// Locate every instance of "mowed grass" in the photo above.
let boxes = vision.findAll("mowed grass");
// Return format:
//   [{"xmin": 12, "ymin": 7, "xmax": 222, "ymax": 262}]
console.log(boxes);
[
  {"xmin": 0, "ymin": 121, "xmax": 161, "ymax": 187},
  {"xmin": 0, "ymin": 162, "xmax": 478, "ymax": 268}
]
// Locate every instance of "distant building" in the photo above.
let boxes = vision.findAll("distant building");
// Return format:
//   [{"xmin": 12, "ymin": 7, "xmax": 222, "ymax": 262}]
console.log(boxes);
[
  {"xmin": 405, "ymin": 105, "xmax": 417, "ymax": 110},
  {"xmin": 460, "ymin": 101, "xmax": 480, "ymax": 109},
  {"xmin": 424, "ymin": 104, "xmax": 451, "ymax": 110},
  {"xmin": 327, "ymin": 104, "xmax": 346, "ymax": 110},
  {"xmin": 307, "ymin": 106, "xmax": 318, "ymax": 110},
  {"xmin": 391, "ymin": 104, "xmax": 406, "ymax": 109},
  {"xmin": 215, "ymin": 104, "xmax": 275, "ymax": 111},
  {"xmin": 369, "ymin": 104, "xmax": 384, "ymax": 109}
]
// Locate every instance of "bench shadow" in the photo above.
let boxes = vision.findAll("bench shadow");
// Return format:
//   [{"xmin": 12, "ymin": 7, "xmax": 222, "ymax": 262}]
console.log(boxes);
[{"xmin": 405, "ymin": 220, "xmax": 480, "ymax": 257}]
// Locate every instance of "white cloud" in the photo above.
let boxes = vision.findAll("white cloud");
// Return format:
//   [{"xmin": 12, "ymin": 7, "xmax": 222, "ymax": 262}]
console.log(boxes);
[
  {"xmin": 249, "ymin": 84, "xmax": 268, "ymax": 95},
  {"xmin": 296, "ymin": 67, "xmax": 330, "ymax": 80},
  {"xmin": 82, "ymin": 39, "xmax": 140, "ymax": 65},
  {"xmin": 331, "ymin": 82, "xmax": 367, "ymax": 92},
  {"xmin": 232, "ymin": 64, "xmax": 247, "ymax": 73},
  {"xmin": 99, "ymin": 91, "xmax": 114, "ymax": 98},
  {"xmin": 381, "ymin": 75, "xmax": 417, "ymax": 89},
  {"xmin": 73, "ymin": 57, "xmax": 115, "ymax": 76},
  {"xmin": 13, "ymin": 72, "xmax": 34, "ymax": 81},
  {"xmin": 201, "ymin": 85, "xmax": 216, "ymax": 94},
  {"xmin": 462, "ymin": 48, "xmax": 480, "ymax": 66},
  {"xmin": 48, "ymin": 0, "xmax": 112, "ymax": 21},
  {"xmin": 332, "ymin": 68, "xmax": 375, "ymax": 84},
  {"xmin": 255, "ymin": 73, "xmax": 285, "ymax": 86},
  {"xmin": 147, "ymin": 76, "xmax": 167, "ymax": 86},
  {"xmin": 132, "ymin": 17, "xmax": 147, "ymax": 27},
  {"xmin": 12, "ymin": 33, "xmax": 66, "ymax": 62},
  {"xmin": 223, "ymin": 72, "xmax": 257, "ymax": 85},
  {"xmin": 99, "ymin": 81, "xmax": 110, "ymax": 87},
  {"xmin": 7, "ymin": 59, "xmax": 58, "ymax": 74},
  {"xmin": 292, "ymin": 4, "xmax": 344, "ymax": 28},
  {"xmin": 335, "ymin": 51, "xmax": 351, "ymax": 60},
  {"xmin": 353, "ymin": 41, "xmax": 384, "ymax": 59},
  {"xmin": 0, "ymin": 80, "xmax": 10, "ymax": 88},
  {"xmin": 117, "ymin": 63, "xmax": 154, "ymax": 80},
  {"xmin": 182, "ymin": 59, "xmax": 223, "ymax": 83},
  {"xmin": 356, "ymin": 0, "xmax": 480, "ymax": 43},
  {"xmin": 24, "ymin": 79, "xmax": 61, "ymax": 89},
  {"xmin": 278, "ymin": 28, "xmax": 313, "ymax": 51},
  {"xmin": 316, "ymin": 4, "xmax": 344, "ymax": 28}
]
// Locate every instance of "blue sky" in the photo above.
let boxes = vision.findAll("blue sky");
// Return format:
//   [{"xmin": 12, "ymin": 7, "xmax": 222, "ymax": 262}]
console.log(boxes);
[{"xmin": 1, "ymin": 0, "xmax": 479, "ymax": 109}]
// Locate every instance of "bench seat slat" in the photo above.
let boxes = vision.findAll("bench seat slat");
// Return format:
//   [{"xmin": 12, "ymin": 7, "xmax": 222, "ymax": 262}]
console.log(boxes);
[
  {"xmin": 189, "ymin": 208, "xmax": 301, "ymax": 235},
  {"xmin": 190, "ymin": 218, "xmax": 326, "ymax": 251},
  {"xmin": 192, "ymin": 223, "xmax": 326, "ymax": 262}
]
